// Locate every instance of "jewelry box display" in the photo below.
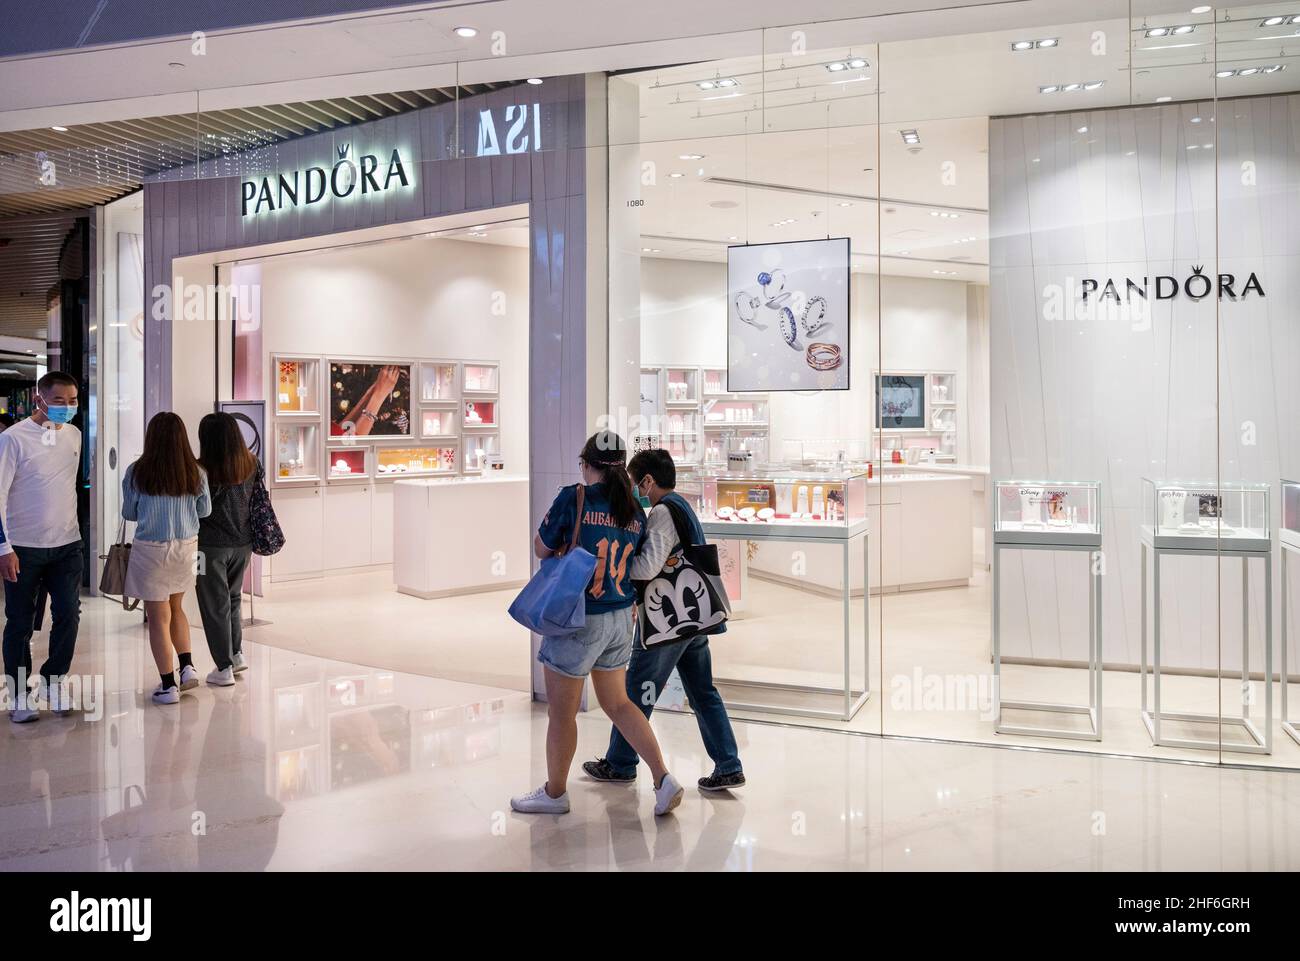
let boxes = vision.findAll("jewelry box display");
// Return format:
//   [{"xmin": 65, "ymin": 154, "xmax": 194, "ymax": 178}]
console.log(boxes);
[
  {"xmin": 462, "ymin": 433, "xmax": 501, "ymax": 473},
  {"xmin": 377, "ymin": 445, "xmax": 457, "ymax": 476},
  {"xmin": 275, "ymin": 358, "xmax": 320, "ymax": 415},
  {"xmin": 420, "ymin": 408, "xmax": 456, "ymax": 438},
  {"xmin": 327, "ymin": 446, "xmax": 368, "ymax": 481},
  {"xmin": 462, "ymin": 363, "xmax": 499, "ymax": 394},
  {"xmin": 994, "ymin": 480, "xmax": 1101, "ymax": 546},
  {"xmin": 275, "ymin": 423, "xmax": 320, "ymax": 482},
  {"xmin": 420, "ymin": 363, "xmax": 457, "ymax": 402},
  {"xmin": 693, "ymin": 465, "xmax": 868, "ymax": 530},
  {"xmin": 1140, "ymin": 478, "xmax": 1270, "ymax": 549}
]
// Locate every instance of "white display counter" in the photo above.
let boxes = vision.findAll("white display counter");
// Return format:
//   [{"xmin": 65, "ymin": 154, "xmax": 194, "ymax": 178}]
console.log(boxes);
[
  {"xmin": 393, "ymin": 475, "xmax": 530, "ymax": 599},
  {"xmin": 747, "ymin": 473, "xmax": 972, "ymax": 595}
]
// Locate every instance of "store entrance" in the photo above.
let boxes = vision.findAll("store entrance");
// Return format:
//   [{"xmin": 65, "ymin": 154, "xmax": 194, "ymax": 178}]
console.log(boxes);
[{"xmin": 179, "ymin": 209, "xmax": 533, "ymax": 692}]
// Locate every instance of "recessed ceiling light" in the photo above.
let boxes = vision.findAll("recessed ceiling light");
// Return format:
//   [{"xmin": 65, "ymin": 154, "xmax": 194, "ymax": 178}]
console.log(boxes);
[
  {"xmin": 1264, "ymin": 63, "xmax": 1286, "ymax": 73},
  {"xmin": 900, "ymin": 129, "xmax": 921, "ymax": 144},
  {"xmin": 716, "ymin": 77, "xmax": 738, "ymax": 88},
  {"xmin": 838, "ymin": 201, "xmax": 853, "ymax": 207},
  {"xmin": 454, "ymin": 26, "xmax": 477, "ymax": 37},
  {"xmin": 1011, "ymin": 40, "xmax": 1035, "ymax": 51},
  {"xmin": 826, "ymin": 61, "xmax": 847, "ymax": 72},
  {"xmin": 1156, "ymin": 95, "xmax": 1173, "ymax": 102},
  {"xmin": 1039, "ymin": 85, "xmax": 1060, "ymax": 94},
  {"xmin": 1063, "ymin": 82, "xmax": 1082, "ymax": 92},
  {"xmin": 1172, "ymin": 24, "xmax": 1196, "ymax": 34},
  {"xmin": 1012, "ymin": 37, "xmax": 1059, "ymax": 51},
  {"xmin": 1290, "ymin": 14, "xmax": 1300, "ymax": 23},
  {"xmin": 1215, "ymin": 69, "xmax": 1236, "ymax": 78},
  {"xmin": 697, "ymin": 80, "xmax": 716, "ymax": 90},
  {"xmin": 728, "ymin": 235, "xmax": 738, "ymax": 241},
  {"xmin": 642, "ymin": 247, "xmax": 652, "ymax": 252},
  {"xmin": 50, "ymin": 125, "xmax": 68, "ymax": 132},
  {"xmin": 1036, "ymin": 38, "xmax": 1059, "ymax": 48},
  {"xmin": 1077, "ymin": 125, "xmax": 1089, "ymax": 133},
  {"xmin": 847, "ymin": 58, "xmax": 868, "ymax": 69},
  {"xmin": 1261, "ymin": 16, "xmax": 1287, "ymax": 26},
  {"xmin": 1203, "ymin": 143, "xmax": 1213, "ymax": 149},
  {"xmin": 1084, "ymin": 81, "xmax": 1105, "ymax": 90},
  {"xmin": 678, "ymin": 153, "xmax": 704, "ymax": 160},
  {"xmin": 526, "ymin": 78, "xmax": 543, "ymax": 85},
  {"xmin": 1191, "ymin": 4, "xmax": 1211, "ymax": 12},
  {"xmin": 1145, "ymin": 26, "xmax": 1171, "ymax": 37},
  {"xmin": 1238, "ymin": 66, "xmax": 1260, "ymax": 76},
  {"xmin": 669, "ymin": 172, "xmax": 685, "ymax": 178}
]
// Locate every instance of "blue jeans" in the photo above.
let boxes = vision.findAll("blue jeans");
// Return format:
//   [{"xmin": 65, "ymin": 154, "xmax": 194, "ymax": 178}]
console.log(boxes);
[
  {"xmin": 2, "ymin": 542, "xmax": 82, "ymax": 696},
  {"xmin": 606, "ymin": 634, "xmax": 742, "ymax": 778}
]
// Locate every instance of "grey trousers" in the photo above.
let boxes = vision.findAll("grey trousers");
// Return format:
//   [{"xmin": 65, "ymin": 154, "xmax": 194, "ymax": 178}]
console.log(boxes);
[{"xmin": 196, "ymin": 544, "xmax": 252, "ymax": 671}]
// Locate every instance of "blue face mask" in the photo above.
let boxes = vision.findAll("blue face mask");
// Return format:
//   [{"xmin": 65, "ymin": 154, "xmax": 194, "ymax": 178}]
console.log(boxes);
[{"xmin": 43, "ymin": 403, "xmax": 77, "ymax": 425}]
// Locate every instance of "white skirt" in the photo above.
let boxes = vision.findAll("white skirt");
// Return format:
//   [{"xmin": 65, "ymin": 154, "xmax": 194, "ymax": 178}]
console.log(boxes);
[{"xmin": 124, "ymin": 537, "xmax": 199, "ymax": 602}]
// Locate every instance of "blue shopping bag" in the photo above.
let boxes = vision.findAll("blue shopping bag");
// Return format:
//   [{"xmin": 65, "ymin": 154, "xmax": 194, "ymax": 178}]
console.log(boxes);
[{"xmin": 508, "ymin": 485, "xmax": 597, "ymax": 635}]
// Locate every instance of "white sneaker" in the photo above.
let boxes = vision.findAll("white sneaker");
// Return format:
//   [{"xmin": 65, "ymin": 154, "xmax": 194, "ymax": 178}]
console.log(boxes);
[
  {"xmin": 151, "ymin": 684, "xmax": 179, "ymax": 705},
  {"xmin": 178, "ymin": 664, "xmax": 199, "ymax": 691},
  {"xmin": 510, "ymin": 784, "xmax": 570, "ymax": 814},
  {"xmin": 231, "ymin": 653, "xmax": 248, "ymax": 674},
  {"xmin": 654, "ymin": 772, "xmax": 684, "ymax": 816},
  {"xmin": 39, "ymin": 678, "xmax": 73, "ymax": 715},
  {"xmin": 8, "ymin": 707, "xmax": 39, "ymax": 724},
  {"xmin": 206, "ymin": 666, "xmax": 236, "ymax": 687}
]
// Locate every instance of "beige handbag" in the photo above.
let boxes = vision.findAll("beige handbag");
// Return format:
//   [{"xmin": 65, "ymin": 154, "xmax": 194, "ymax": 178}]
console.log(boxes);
[{"xmin": 98, "ymin": 518, "xmax": 140, "ymax": 611}]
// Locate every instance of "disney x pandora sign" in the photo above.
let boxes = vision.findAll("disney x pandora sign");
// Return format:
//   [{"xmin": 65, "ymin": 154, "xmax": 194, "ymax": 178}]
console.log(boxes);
[
  {"xmin": 1080, "ymin": 266, "xmax": 1264, "ymax": 303},
  {"xmin": 240, "ymin": 144, "xmax": 412, "ymax": 217}
]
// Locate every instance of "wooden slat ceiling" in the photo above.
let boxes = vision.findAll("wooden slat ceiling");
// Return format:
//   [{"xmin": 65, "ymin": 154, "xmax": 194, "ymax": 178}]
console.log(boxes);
[
  {"xmin": 0, "ymin": 80, "xmax": 514, "ymax": 337},
  {"xmin": 0, "ymin": 82, "xmax": 511, "ymax": 218},
  {"xmin": 0, "ymin": 212, "xmax": 80, "ymax": 338}
]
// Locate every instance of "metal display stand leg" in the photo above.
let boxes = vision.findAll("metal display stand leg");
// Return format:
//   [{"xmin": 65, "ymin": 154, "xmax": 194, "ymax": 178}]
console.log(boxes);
[
  {"xmin": 711, "ymin": 528, "xmax": 870, "ymax": 722},
  {"xmin": 241, "ymin": 588, "xmax": 273, "ymax": 629},
  {"xmin": 993, "ymin": 542, "xmax": 1102, "ymax": 741},
  {"xmin": 1141, "ymin": 545, "xmax": 1271, "ymax": 755},
  {"xmin": 1284, "ymin": 546, "xmax": 1300, "ymax": 746}
]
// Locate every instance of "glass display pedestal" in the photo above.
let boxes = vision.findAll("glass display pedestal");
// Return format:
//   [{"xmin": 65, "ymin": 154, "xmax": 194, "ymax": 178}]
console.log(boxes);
[
  {"xmin": 698, "ymin": 518, "xmax": 870, "ymax": 721},
  {"xmin": 1139, "ymin": 527, "xmax": 1273, "ymax": 754},
  {"xmin": 1280, "ymin": 528, "xmax": 1300, "ymax": 747},
  {"xmin": 992, "ymin": 532, "xmax": 1103, "ymax": 741}
]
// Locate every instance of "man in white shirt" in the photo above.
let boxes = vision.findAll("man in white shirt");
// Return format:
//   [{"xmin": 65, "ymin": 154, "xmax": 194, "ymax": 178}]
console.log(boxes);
[{"xmin": 0, "ymin": 371, "xmax": 83, "ymax": 722}]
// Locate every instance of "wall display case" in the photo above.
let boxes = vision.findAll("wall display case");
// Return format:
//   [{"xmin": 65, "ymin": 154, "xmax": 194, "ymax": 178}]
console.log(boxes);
[
  {"xmin": 696, "ymin": 466, "xmax": 868, "ymax": 531},
  {"xmin": 462, "ymin": 363, "xmax": 499, "ymax": 393},
  {"xmin": 665, "ymin": 367, "xmax": 699, "ymax": 404},
  {"xmin": 994, "ymin": 480, "xmax": 1101, "ymax": 546},
  {"xmin": 420, "ymin": 408, "xmax": 456, "ymax": 438},
  {"xmin": 275, "ymin": 357, "xmax": 320, "ymax": 415},
  {"xmin": 376, "ymin": 446, "xmax": 458, "ymax": 477},
  {"xmin": 275, "ymin": 423, "xmax": 320, "ymax": 482},
  {"xmin": 872, "ymin": 368, "xmax": 958, "ymax": 462},
  {"xmin": 420, "ymin": 362, "xmax": 458, "ymax": 402},
  {"xmin": 463, "ymin": 399, "xmax": 497, "ymax": 428},
  {"xmin": 1140, "ymin": 478, "xmax": 1270, "ymax": 549},
  {"xmin": 462, "ymin": 433, "xmax": 501, "ymax": 473},
  {"xmin": 703, "ymin": 396, "xmax": 768, "ymax": 427},
  {"xmin": 327, "ymin": 446, "xmax": 369, "ymax": 481}
]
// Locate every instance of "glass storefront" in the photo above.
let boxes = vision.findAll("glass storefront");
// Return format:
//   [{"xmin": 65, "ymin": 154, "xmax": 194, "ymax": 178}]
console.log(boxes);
[{"xmin": 606, "ymin": 1, "xmax": 1300, "ymax": 769}]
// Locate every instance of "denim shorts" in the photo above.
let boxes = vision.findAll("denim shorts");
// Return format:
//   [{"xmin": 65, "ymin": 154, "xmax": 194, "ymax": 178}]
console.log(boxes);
[{"xmin": 537, "ymin": 606, "xmax": 634, "ymax": 679}]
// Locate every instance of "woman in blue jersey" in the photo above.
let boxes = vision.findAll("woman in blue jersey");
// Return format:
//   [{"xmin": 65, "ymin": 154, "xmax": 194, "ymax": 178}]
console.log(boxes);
[{"xmin": 511, "ymin": 431, "xmax": 684, "ymax": 817}]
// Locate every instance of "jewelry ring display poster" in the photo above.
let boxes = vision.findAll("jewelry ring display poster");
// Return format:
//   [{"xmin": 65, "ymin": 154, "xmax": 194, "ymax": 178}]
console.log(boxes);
[{"xmin": 727, "ymin": 237, "xmax": 850, "ymax": 392}]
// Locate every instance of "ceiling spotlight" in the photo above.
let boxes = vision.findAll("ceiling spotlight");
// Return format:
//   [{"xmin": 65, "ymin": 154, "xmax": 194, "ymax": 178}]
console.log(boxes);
[
  {"xmin": 1039, "ymin": 84, "xmax": 1060, "ymax": 94},
  {"xmin": 1261, "ymin": 15, "xmax": 1286, "ymax": 25},
  {"xmin": 1264, "ymin": 63, "xmax": 1287, "ymax": 73},
  {"xmin": 1063, "ymin": 82, "xmax": 1082, "ymax": 92},
  {"xmin": 1239, "ymin": 66, "xmax": 1260, "ymax": 76},
  {"xmin": 454, "ymin": 26, "xmax": 478, "ymax": 37},
  {"xmin": 1012, "ymin": 37, "xmax": 1058, "ymax": 51},
  {"xmin": 1036, "ymin": 38, "xmax": 1059, "ymax": 48},
  {"xmin": 697, "ymin": 80, "xmax": 716, "ymax": 90},
  {"xmin": 50, "ymin": 125, "xmax": 68, "ymax": 132},
  {"xmin": 1011, "ymin": 40, "xmax": 1034, "ymax": 51},
  {"xmin": 1145, "ymin": 26, "xmax": 1170, "ymax": 37},
  {"xmin": 847, "ymin": 58, "xmax": 868, "ymax": 68},
  {"xmin": 838, "ymin": 201, "xmax": 853, "ymax": 207},
  {"xmin": 826, "ymin": 61, "xmax": 847, "ymax": 72},
  {"xmin": 1084, "ymin": 80, "xmax": 1105, "ymax": 90},
  {"xmin": 1290, "ymin": 14, "xmax": 1300, "ymax": 23},
  {"xmin": 678, "ymin": 153, "xmax": 704, "ymax": 160},
  {"xmin": 716, "ymin": 77, "xmax": 739, "ymax": 88},
  {"xmin": 669, "ymin": 172, "xmax": 685, "ymax": 178},
  {"xmin": 1156, "ymin": 95, "xmax": 1173, "ymax": 102},
  {"xmin": 1191, "ymin": 4, "xmax": 1211, "ymax": 12},
  {"xmin": 929, "ymin": 210, "xmax": 940, "ymax": 217},
  {"xmin": 1215, "ymin": 69, "xmax": 1236, "ymax": 78},
  {"xmin": 526, "ymin": 78, "xmax": 544, "ymax": 85},
  {"xmin": 1173, "ymin": 24, "xmax": 1196, "ymax": 34},
  {"xmin": 900, "ymin": 128, "xmax": 921, "ymax": 144}
]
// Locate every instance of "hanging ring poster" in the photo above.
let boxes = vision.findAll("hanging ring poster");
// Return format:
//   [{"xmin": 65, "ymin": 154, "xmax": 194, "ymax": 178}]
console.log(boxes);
[{"xmin": 727, "ymin": 237, "xmax": 850, "ymax": 391}]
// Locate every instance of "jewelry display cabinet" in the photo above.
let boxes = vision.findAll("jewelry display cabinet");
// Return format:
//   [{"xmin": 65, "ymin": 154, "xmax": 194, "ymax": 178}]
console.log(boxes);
[
  {"xmin": 992, "ymin": 480, "xmax": 1103, "ymax": 740},
  {"xmin": 1139, "ymin": 479, "xmax": 1273, "ymax": 754}
]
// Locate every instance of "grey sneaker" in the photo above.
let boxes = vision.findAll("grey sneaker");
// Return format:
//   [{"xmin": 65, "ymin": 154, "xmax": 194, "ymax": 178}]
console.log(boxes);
[{"xmin": 231, "ymin": 652, "xmax": 248, "ymax": 674}]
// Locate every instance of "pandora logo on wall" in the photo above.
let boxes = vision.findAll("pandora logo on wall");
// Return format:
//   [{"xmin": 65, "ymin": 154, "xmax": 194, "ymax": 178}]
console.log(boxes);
[
  {"xmin": 240, "ymin": 144, "xmax": 412, "ymax": 217},
  {"xmin": 1080, "ymin": 266, "xmax": 1264, "ymax": 303}
]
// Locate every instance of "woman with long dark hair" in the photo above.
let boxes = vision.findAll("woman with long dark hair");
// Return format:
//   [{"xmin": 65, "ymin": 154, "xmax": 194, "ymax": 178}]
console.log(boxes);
[
  {"xmin": 511, "ymin": 431, "xmax": 684, "ymax": 817},
  {"xmin": 122, "ymin": 412, "xmax": 211, "ymax": 704},
  {"xmin": 195, "ymin": 412, "xmax": 261, "ymax": 686}
]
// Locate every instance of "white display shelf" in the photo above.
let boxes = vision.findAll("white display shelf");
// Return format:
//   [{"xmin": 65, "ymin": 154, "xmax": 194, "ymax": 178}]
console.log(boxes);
[{"xmin": 1138, "ymin": 524, "xmax": 1272, "ymax": 553}]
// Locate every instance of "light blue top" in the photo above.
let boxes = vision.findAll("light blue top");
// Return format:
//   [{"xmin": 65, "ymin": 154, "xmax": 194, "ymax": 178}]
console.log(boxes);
[{"xmin": 122, "ymin": 463, "xmax": 211, "ymax": 542}]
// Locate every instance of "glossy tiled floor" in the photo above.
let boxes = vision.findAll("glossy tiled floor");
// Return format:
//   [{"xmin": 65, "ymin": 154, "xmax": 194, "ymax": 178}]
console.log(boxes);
[{"xmin": 3, "ymin": 594, "xmax": 1300, "ymax": 871}]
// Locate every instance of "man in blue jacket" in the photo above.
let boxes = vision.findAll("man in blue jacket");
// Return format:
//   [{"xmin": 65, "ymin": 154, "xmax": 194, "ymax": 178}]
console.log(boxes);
[{"xmin": 583, "ymin": 448, "xmax": 745, "ymax": 791}]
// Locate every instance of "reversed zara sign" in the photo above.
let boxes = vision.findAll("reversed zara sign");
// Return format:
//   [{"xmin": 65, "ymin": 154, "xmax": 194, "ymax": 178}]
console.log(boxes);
[
  {"xmin": 240, "ymin": 144, "xmax": 412, "ymax": 217},
  {"xmin": 474, "ymin": 103, "xmax": 543, "ymax": 156}
]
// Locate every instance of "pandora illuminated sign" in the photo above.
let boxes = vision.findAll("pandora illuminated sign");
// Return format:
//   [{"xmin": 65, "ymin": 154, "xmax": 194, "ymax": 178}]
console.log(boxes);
[{"xmin": 240, "ymin": 144, "xmax": 412, "ymax": 217}]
